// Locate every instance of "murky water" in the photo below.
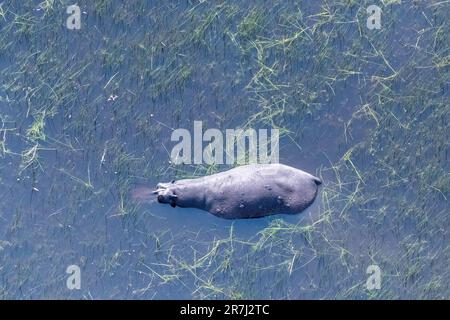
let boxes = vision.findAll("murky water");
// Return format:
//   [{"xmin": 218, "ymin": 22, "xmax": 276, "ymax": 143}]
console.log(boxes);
[{"xmin": 0, "ymin": 0, "xmax": 448, "ymax": 299}]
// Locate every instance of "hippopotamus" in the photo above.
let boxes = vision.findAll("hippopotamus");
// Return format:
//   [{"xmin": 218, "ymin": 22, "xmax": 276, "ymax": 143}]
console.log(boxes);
[{"xmin": 152, "ymin": 163, "xmax": 322, "ymax": 219}]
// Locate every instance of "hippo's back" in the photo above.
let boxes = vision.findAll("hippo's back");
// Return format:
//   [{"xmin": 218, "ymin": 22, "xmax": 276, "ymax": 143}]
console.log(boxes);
[{"xmin": 202, "ymin": 164, "xmax": 321, "ymax": 219}]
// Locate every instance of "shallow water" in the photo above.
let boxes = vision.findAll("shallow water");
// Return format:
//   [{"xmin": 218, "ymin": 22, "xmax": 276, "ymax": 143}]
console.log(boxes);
[{"xmin": 0, "ymin": 0, "xmax": 448, "ymax": 299}]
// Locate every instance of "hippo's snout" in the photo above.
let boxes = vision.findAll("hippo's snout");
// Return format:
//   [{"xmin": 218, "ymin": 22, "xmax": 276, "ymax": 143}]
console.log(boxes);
[{"xmin": 154, "ymin": 182, "xmax": 178, "ymax": 207}]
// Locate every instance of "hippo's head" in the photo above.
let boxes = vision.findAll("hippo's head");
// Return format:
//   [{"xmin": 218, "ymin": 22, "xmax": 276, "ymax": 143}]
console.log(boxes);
[{"xmin": 153, "ymin": 181, "xmax": 178, "ymax": 207}]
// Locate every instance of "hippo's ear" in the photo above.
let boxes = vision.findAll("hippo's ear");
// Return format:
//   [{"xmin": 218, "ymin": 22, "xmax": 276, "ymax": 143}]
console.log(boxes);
[
  {"xmin": 169, "ymin": 194, "xmax": 178, "ymax": 208},
  {"xmin": 313, "ymin": 176, "xmax": 322, "ymax": 185}
]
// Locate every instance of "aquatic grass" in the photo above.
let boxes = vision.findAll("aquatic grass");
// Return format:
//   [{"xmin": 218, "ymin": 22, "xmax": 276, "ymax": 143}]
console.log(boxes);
[{"xmin": 0, "ymin": 0, "xmax": 448, "ymax": 299}]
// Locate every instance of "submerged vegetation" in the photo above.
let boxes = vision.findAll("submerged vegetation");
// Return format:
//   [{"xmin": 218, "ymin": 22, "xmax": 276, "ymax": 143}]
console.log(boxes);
[{"xmin": 0, "ymin": 0, "xmax": 448, "ymax": 299}]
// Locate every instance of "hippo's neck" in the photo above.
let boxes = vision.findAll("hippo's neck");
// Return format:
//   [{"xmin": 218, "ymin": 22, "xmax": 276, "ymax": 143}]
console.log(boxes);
[{"xmin": 173, "ymin": 179, "xmax": 206, "ymax": 208}]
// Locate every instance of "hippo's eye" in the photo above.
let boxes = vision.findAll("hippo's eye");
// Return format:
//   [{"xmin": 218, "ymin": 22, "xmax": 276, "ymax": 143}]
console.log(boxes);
[{"xmin": 157, "ymin": 195, "xmax": 164, "ymax": 203}]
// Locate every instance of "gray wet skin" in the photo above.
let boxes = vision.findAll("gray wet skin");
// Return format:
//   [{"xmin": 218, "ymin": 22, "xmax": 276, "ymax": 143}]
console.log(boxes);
[{"xmin": 154, "ymin": 163, "xmax": 322, "ymax": 219}]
